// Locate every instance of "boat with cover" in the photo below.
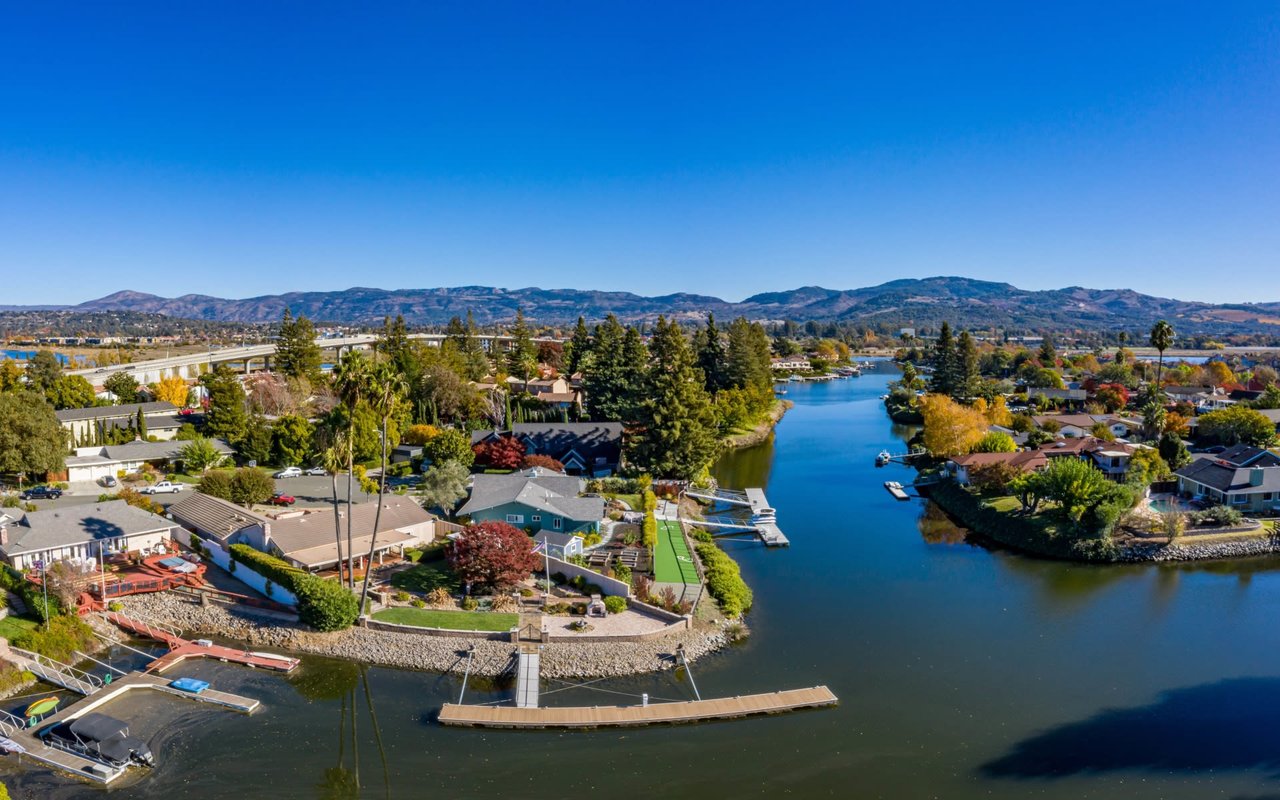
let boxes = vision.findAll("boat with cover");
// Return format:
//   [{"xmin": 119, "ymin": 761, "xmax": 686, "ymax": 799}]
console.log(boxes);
[{"xmin": 39, "ymin": 712, "xmax": 155, "ymax": 768}]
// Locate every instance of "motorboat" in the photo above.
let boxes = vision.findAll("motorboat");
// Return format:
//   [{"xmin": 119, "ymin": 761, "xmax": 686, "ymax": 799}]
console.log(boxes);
[
  {"xmin": 39, "ymin": 712, "xmax": 155, "ymax": 768},
  {"xmin": 875, "ymin": 450, "xmax": 892, "ymax": 466}
]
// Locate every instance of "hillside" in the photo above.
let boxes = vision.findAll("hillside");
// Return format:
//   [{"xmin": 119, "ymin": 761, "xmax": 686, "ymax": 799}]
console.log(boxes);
[{"xmin": 11, "ymin": 277, "xmax": 1279, "ymax": 335}]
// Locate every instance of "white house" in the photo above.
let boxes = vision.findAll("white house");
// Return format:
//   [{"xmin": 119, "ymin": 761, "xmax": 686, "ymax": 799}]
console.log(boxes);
[
  {"xmin": 56, "ymin": 401, "xmax": 184, "ymax": 444},
  {"xmin": 64, "ymin": 439, "xmax": 235, "ymax": 484},
  {"xmin": 771, "ymin": 356, "xmax": 811, "ymax": 371},
  {"xmin": 0, "ymin": 502, "xmax": 176, "ymax": 571}
]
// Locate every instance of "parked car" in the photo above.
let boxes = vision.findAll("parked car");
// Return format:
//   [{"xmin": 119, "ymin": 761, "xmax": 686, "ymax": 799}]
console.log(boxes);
[
  {"xmin": 99, "ymin": 476, "xmax": 118, "ymax": 488},
  {"xmin": 20, "ymin": 486, "xmax": 62, "ymax": 500},
  {"xmin": 274, "ymin": 466, "xmax": 302, "ymax": 479},
  {"xmin": 140, "ymin": 481, "xmax": 184, "ymax": 495},
  {"xmin": 267, "ymin": 493, "xmax": 296, "ymax": 506},
  {"xmin": 305, "ymin": 466, "xmax": 327, "ymax": 476}
]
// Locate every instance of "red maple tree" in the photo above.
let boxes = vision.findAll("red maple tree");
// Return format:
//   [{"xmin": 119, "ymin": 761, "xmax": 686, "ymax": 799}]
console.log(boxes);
[
  {"xmin": 521, "ymin": 454, "xmax": 565, "ymax": 472},
  {"xmin": 447, "ymin": 521, "xmax": 540, "ymax": 591},
  {"xmin": 472, "ymin": 435, "xmax": 526, "ymax": 470}
]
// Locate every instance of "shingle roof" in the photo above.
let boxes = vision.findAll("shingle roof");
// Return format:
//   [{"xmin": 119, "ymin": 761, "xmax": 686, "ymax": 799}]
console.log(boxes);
[
  {"xmin": 169, "ymin": 493, "xmax": 271, "ymax": 542},
  {"xmin": 100, "ymin": 439, "xmax": 234, "ymax": 462},
  {"xmin": 0, "ymin": 502, "xmax": 174, "ymax": 557},
  {"xmin": 56, "ymin": 401, "xmax": 177, "ymax": 423},
  {"xmin": 471, "ymin": 423, "xmax": 622, "ymax": 466},
  {"xmin": 1215, "ymin": 444, "xmax": 1280, "ymax": 467},
  {"xmin": 457, "ymin": 469, "xmax": 604, "ymax": 522},
  {"xmin": 1175, "ymin": 458, "xmax": 1280, "ymax": 493},
  {"xmin": 267, "ymin": 499, "xmax": 435, "ymax": 568}
]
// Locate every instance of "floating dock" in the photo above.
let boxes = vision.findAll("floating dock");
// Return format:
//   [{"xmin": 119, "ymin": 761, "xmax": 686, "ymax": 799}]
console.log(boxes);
[
  {"xmin": 682, "ymin": 487, "xmax": 789, "ymax": 546},
  {"xmin": 102, "ymin": 611, "xmax": 299, "ymax": 673},
  {"xmin": 438, "ymin": 686, "xmax": 838, "ymax": 729},
  {"xmin": 884, "ymin": 482, "xmax": 910, "ymax": 500}
]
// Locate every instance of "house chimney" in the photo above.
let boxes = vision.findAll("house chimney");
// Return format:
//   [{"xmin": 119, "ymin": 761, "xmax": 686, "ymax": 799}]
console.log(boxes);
[{"xmin": 1251, "ymin": 467, "xmax": 1265, "ymax": 487}]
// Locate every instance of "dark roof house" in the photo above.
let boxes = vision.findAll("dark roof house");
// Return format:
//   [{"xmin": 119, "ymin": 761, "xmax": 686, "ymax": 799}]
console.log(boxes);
[{"xmin": 471, "ymin": 423, "xmax": 623, "ymax": 476}]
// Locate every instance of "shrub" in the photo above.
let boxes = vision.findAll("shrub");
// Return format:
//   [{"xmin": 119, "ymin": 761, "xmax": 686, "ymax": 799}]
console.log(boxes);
[
  {"xmin": 393, "ymin": 590, "xmax": 410, "ymax": 602},
  {"xmin": 0, "ymin": 565, "xmax": 61, "ymax": 621},
  {"xmin": 0, "ymin": 496, "xmax": 17, "ymax": 508},
  {"xmin": 12, "ymin": 614, "xmax": 97, "ymax": 664},
  {"xmin": 410, "ymin": 598, "xmax": 426, "ymax": 608},
  {"xmin": 426, "ymin": 587, "xmax": 453, "ymax": 606},
  {"xmin": 583, "ymin": 533, "xmax": 602, "ymax": 548},
  {"xmin": 603, "ymin": 595, "xmax": 626, "ymax": 614},
  {"xmin": 107, "ymin": 601, "xmax": 124, "ymax": 612},
  {"xmin": 519, "ymin": 588, "xmax": 534, "ymax": 598},
  {"xmin": 611, "ymin": 563, "xmax": 632, "ymax": 583},
  {"xmin": 460, "ymin": 597, "xmax": 479, "ymax": 611},
  {"xmin": 1191, "ymin": 505, "xmax": 1245, "ymax": 527},
  {"xmin": 490, "ymin": 594, "xmax": 517, "ymax": 612},
  {"xmin": 642, "ymin": 511, "xmax": 657, "ymax": 550},
  {"xmin": 228, "ymin": 545, "xmax": 358, "ymax": 631},
  {"xmin": 695, "ymin": 542, "xmax": 753, "ymax": 618}
]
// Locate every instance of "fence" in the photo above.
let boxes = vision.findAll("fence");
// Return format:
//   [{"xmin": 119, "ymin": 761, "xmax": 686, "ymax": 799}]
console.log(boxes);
[
  {"xmin": 544, "ymin": 555, "xmax": 630, "ymax": 597},
  {"xmin": 200, "ymin": 541, "xmax": 299, "ymax": 608}
]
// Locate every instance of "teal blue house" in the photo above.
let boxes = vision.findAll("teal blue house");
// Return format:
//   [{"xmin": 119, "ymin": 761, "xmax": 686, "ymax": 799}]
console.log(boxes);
[{"xmin": 457, "ymin": 469, "xmax": 604, "ymax": 535}]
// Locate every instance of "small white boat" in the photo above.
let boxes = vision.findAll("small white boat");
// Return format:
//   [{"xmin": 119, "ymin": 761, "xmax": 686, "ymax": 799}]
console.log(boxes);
[{"xmin": 875, "ymin": 450, "xmax": 892, "ymax": 466}]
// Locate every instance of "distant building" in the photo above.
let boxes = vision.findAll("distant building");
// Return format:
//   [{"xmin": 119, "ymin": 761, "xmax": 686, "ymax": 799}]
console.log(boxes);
[
  {"xmin": 770, "ymin": 356, "xmax": 811, "ymax": 371},
  {"xmin": 56, "ymin": 401, "xmax": 184, "ymax": 444}
]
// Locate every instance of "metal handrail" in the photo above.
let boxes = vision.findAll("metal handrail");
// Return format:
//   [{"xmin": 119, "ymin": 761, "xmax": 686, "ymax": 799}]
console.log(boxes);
[
  {"xmin": 9, "ymin": 647, "xmax": 103, "ymax": 695},
  {"xmin": 0, "ymin": 708, "xmax": 26, "ymax": 736}
]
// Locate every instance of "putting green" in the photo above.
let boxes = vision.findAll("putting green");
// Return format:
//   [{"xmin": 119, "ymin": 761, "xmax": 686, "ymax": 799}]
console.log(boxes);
[{"xmin": 655, "ymin": 520, "xmax": 699, "ymax": 585}]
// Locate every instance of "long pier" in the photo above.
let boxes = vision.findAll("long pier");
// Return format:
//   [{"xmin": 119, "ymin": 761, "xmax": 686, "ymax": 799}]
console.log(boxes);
[{"xmin": 438, "ymin": 686, "xmax": 838, "ymax": 729}]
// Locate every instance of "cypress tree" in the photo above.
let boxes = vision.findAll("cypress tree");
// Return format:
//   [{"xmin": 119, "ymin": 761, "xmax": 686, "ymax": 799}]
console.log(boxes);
[
  {"xmin": 136, "ymin": 407, "xmax": 148, "ymax": 440},
  {"xmin": 929, "ymin": 322, "xmax": 959, "ymax": 396},
  {"xmin": 956, "ymin": 331, "xmax": 981, "ymax": 400},
  {"xmin": 505, "ymin": 308, "xmax": 538, "ymax": 383}
]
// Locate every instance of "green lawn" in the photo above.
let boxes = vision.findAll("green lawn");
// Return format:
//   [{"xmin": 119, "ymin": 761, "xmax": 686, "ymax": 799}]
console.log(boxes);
[
  {"xmin": 655, "ymin": 520, "xmax": 699, "ymax": 585},
  {"xmin": 606, "ymin": 493, "xmax": 642, "ymax": 511},
  {"xmin": 389, "ymin": 561, "xmax": 461, "ymax": 594},
  {"xmin": 372, "ymin": 607, "xmax": 517, "ymax": 631},
  {"xmin": 0, "ymin": 614, "xmax": 39, "ymax": 642}
]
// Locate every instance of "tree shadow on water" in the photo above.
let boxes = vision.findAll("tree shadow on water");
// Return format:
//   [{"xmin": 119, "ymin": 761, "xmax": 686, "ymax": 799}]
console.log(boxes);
[{"xmin": 981, "ymin": 677, "xmax": 1280, "ymax": 781}]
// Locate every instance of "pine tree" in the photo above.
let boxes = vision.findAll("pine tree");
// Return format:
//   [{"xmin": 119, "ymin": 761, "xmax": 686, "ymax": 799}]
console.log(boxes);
[
  {"xmin": 505, "ymin": 308, "xmax": 538, "ymax": 383},
  {"xmin": 460, "ymin": 311, "xmax": 490, "ymax": 381},
  {"xmin": 929, "ymin": 322, "xmax": 959, "ymax": 396},
  {"xmin": 200, "ymin": 365, "xmax": 248, "ymax": 445},
  {"xmin": 619, "ymin": 326, "xmax": 649, "ymax": 421},
  {"xmin": 583, "ymin": 315, "xmax": 629, "ymax": 421},
  {"xmin": 956, "ymin": 331, "xmax": 980, "ymax": 399},
  {"xmin": 274, "ymin": 308, "xmax": 322, "ymax": 382},
  {"xmin": 565, "ymin": 316, "xmax": 592, "ymax": 376},
  {"xmin": 695, "ymin": 313, "xmax": 726, "ymax": 395},
  {"xmin": 628, "ymin": 317, "xmax": 718, "ymax": 480},
  {"xmin": 378, "ymin": 314, "xmax": 411, "ymax": 370},
  {"xmin": 1037, "ymin": 335, "xmax": 1057, "ymax": 367}
]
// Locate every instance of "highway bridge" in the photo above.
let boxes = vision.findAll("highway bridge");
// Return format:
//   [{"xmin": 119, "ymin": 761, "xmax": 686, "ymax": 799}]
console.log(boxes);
[{"xmin": 66, "ymin": 332, "xmax": 558, "ymax": 385}]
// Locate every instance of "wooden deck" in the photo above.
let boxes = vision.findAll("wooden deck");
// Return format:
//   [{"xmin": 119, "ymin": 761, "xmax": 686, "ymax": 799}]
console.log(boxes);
[{"xmin": 438, "ymin": 685, "xmax": 837, "ymax": 729}]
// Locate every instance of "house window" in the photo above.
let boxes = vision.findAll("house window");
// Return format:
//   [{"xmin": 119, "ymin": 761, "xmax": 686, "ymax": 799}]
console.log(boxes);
[
  {"xmin": 553, "ymin": 518, "xmax": 562, "ymax": 530},
  {"xmin": 1231, "ymin": 495, "xmax": 1247, "ymax": 504},
  {"xmin": 506, "ymin": 514, "xmax": 524, "ymax": 524},
  {"xmin": 531, "ymin": 515, "xmax": 541, "ymax": 523}
]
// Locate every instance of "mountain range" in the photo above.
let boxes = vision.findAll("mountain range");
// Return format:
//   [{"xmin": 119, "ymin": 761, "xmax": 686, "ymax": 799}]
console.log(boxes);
[{"xmin": 18, "ymin": 278, "xmax": 1280, "ymax": 335}]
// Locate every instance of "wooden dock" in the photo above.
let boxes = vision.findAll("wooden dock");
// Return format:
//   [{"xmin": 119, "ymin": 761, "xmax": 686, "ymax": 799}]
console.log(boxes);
[
  {"xmin": 884, "ymin": 482, "xmax": 910, "ymax": 500},
  {"xmin": 438, "ymin": 685, "xmax": 837, "ymax": 729},
  {"xmin": 102, "ymin": 611, "xmax": 299, "ymax": 674}
]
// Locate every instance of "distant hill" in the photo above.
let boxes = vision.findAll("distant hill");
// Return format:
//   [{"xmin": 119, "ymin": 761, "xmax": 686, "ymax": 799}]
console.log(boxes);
[{"xmin": 24, "ymin": 277, "xmax": 1280, "ymax": 335}]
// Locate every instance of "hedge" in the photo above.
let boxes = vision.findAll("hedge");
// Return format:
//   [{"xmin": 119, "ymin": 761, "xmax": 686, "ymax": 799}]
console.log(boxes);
[
  {"xmin": 694, "ymin": 542, "xmax": 753, "ymax": 618},
  {"xmin": 0, "ymin": 566, "xmax": 61, "ymax": 622},
  {"xmin": 229, "ymin": 544, "xmax": 359, "ymax": 632}
]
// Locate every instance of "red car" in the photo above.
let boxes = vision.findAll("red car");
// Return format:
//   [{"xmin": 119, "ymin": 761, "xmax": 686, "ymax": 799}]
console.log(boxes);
[{"xmin": 268, "ymin": 493, "xmax": 296, "ymax": 506}]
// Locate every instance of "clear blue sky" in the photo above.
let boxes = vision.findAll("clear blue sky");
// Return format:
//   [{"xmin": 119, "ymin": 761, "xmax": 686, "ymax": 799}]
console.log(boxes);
[{"xmin": 2, "ymin": 2, "xmax": 1277, "ymax": 305}]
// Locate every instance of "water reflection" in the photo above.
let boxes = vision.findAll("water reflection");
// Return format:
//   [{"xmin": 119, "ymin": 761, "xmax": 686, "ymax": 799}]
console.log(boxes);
[
  {"xmin": 917, "ymin": 503, "xmax": 970, "ymax": 545},
  {"xmin": 981, "ymin": 677, "xmax": 1280, "ymax": 780},
  {"xmin": 290, "ymin": 659, "xmax": 390, "ymax": 800}
]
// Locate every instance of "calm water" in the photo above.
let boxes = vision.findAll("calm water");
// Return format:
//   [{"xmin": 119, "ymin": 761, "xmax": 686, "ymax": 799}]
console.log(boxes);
[{"xmin": 17, "ymin": 363, "xmax": 1280, "ymax": 798}]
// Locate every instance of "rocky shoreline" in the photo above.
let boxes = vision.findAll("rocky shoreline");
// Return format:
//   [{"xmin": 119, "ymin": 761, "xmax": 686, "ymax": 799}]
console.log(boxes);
[
  {"xmin": 116, "ymin": 593, "xmax": 740, "ymax": 679},
  {"xmin": 1116, "ymin": 534, "xmax": 1280, "ymax": 562}
]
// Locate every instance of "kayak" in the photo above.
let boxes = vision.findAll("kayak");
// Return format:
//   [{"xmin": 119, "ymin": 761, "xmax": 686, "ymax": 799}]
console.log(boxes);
[{"xmin": 24, "ymin": 696, "xmax": 59, "ymax": 718}]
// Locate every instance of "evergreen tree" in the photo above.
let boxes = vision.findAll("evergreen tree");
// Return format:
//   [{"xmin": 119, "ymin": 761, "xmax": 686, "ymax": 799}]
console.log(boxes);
[
  {"xmin": 274, "ymin": 308, "xmax": 322, "ymax": 382},
  {"xmin": 565, "ymin": 316, "xmax": 592, "ymax": 376},
  {"xmin": 136, "ymin": 407, "xmax": 148, "ymax": 440},
  {"xmin": 25, "ymin": 350, "xmax": 62, "ymax": 396},
  {"xmin": 505, "ymin": 308, "xmax": 538, "ymax": 383},
  {"xmin": 619, "ymin": 326, "xmax": 649, "ymax": 422},
  {"xmin": 929, "ymin": 322, "xmax": 959, "ymax": 396},
  {"xmin": 1037, "ymin": 335, "xmax": 1057, "ymax": 367},
  {"xmin": 0, "ymin": 391, "xmax": 66, "ymax": 483},
  {"xmin": 583, "ymin": 315, "xmax": 629, "ymax": 421},
  {"xmin": 377, "ymin": 314, "xmax": 412, "ymax": 373},
  {"xmin": 628, "ymin": 317, "xmax": 718, "ymax": 480},
  {"xmin": 956, "ymin": 331, "xmax": 981, "ymax": 399},
  {"xmin": 200, "ymin": 365, "xmax": 248, "ymax": 444},
  {"xmin": 238, "ymin": 411, "xmax": 274, "ymax": 466},
  {"xmin": 104, "ymin": 371, "xmax": 141, "ymax": 404},
  {"xmin": 695, "ymin": 313, "xmax": 727, "ymax": 395},
  {"xmin": 460, "ymin": 310, "xmax": 490, "ymax": 381}
]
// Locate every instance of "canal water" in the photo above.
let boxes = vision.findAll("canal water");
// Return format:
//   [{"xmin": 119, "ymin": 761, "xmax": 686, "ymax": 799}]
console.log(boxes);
[{"xmin": 18, "ymin": 361, "xmax": 1280, "ymax": 798}]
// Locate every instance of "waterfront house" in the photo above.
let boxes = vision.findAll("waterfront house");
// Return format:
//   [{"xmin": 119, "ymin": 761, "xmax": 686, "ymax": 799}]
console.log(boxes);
[
  {"xmin": 471, "ymin": 422, "xmax": 623, "ymax": 476},
  {"xmin": 948, "ymin": 450, "xmax": 1048, "ymax": 485},
  {"xmin": 1032, "ymin": 413, "xmax": 1139, "ymax": 440},
  {"xmin": 64, "ymin": 439, "xmax": 235, "ymax": 484},
  {"xmin": 457, "ymin": 468, "xmax": 604, "ymax": 535},
  {"xmin": 56, "ymin": 401, "xmax": 184, "ymax": 444},
  {"xmin": 1174, "ymin": 445, "xmax": 1280, "ymax": 512},
  {"xmin": 0, "ymin": 502, "xmax": 176, "ymax": 571},
  {"xmin": 533, "ymin": 530, "xmax": 585, "ymax": 560},
  {"xmin": 771, "ymin": 356, "xmax": 811, "ymax": 371},
  {"xmin": 168, "ymin": 492, "xmax": 271, "ymax": 550},
  {"xmin": 266, "ymin": 498, "xmax": 438, "ymax": 571}
]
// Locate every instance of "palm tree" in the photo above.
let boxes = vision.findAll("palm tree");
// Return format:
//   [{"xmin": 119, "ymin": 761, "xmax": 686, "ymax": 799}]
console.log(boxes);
[
  {"xmin": 332, "ymin": 351, "xmax": 370, "ymax": 590},
  {"xmin": 1149, "ymin": 320, "xmax": 1175, "ymax": 390},
  {"xmin": 357, "ymin": 361, "xmax": 407, "ymax": 613},
  {"xmin": 319, "ymin": 430, "xmax": 349, "ymax": 585}
]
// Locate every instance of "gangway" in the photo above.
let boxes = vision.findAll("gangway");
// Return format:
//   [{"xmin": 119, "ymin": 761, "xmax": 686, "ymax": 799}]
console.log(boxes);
[
  {"xmin": 680, "ymin": 486, "xmax": 789, "ymax": 546},
  {"xmin": 683, "ymin": 488, "xmax": 750, "ymax": 507},
  {"xmin": 515, "ymin": 646, "xmax": 540, "ymax": 709},
  {"xmin": 0, "ymin": 708, "xmax": 26, "ymax": 738},
  {"xmin": 7, "ymin": 647, "xmax": 103, "ymax": 695}
]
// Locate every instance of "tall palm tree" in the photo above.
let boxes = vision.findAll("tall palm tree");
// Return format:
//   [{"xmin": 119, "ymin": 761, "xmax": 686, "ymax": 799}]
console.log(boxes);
[
  {"xmin": 332, "ymin": 351, "xmax": 370, "ymax": 590},
  {"xmin": 357, "ymin": 361, "xmax": 407, "ymax": 612},
  {"xmin": 1149, "ymin": 320, "xmax": 1175, "ymax": 391},
  {"xmin": 319, "ymin": 430, "xmax": 349, "ymax": 585}
]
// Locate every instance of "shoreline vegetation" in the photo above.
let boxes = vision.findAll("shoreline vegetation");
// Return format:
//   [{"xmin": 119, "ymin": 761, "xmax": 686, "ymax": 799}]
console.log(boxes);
[{"xmin": 722, "ymin": 399, "xmax": 792, "ymax": 450}]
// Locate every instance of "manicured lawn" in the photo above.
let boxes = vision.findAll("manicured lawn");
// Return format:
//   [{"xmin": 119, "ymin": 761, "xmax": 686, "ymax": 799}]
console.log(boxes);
[
  {"xmin": 389, "ymin": 561, "xmax": 461, "ymax": 594},
  {"xmin": 0, "ymin": 614, "xmax": 39, "ymax": 642},
  {"xmin": 655, "ymin": 520, "xmax": 699, "ymax": 585},
  {"xmin": 372, "ymin": 607, "xmax": 517, "ymax": 631},
  {"xmin": 607, "ymin": 493, "xmax": 642, "ymax": 512}
]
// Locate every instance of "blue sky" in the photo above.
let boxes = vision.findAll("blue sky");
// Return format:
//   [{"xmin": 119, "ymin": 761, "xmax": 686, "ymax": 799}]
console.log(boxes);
[{"xmin": 1, "ymin": 2, "xmax": 1277, "ymax": 305}]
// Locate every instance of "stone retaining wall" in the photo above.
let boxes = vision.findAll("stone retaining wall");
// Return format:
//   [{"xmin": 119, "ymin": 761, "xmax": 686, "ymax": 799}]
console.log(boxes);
[
  {"xmin": 362, "ymin": 617, "xmax": 513, "ymax": 641},
  {"xmin": 1118, "ymin": 534, "xmax": 1280, "ymax": 562}
]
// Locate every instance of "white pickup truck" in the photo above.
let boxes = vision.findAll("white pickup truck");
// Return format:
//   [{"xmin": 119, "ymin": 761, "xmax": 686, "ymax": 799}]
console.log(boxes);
[{"xmin": 141, "ymin": 481, "xmax": 185, "ymax": 495}]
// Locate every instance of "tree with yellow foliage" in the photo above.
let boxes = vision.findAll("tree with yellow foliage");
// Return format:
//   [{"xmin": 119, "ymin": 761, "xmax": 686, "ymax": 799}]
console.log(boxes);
[
  {"xmin": 153, "ymin": 375, "xmax": 190, "ymax": 407},
  {"xmin": 919, "ymin": 393, "xmax": 989, "ymax": 457}
]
